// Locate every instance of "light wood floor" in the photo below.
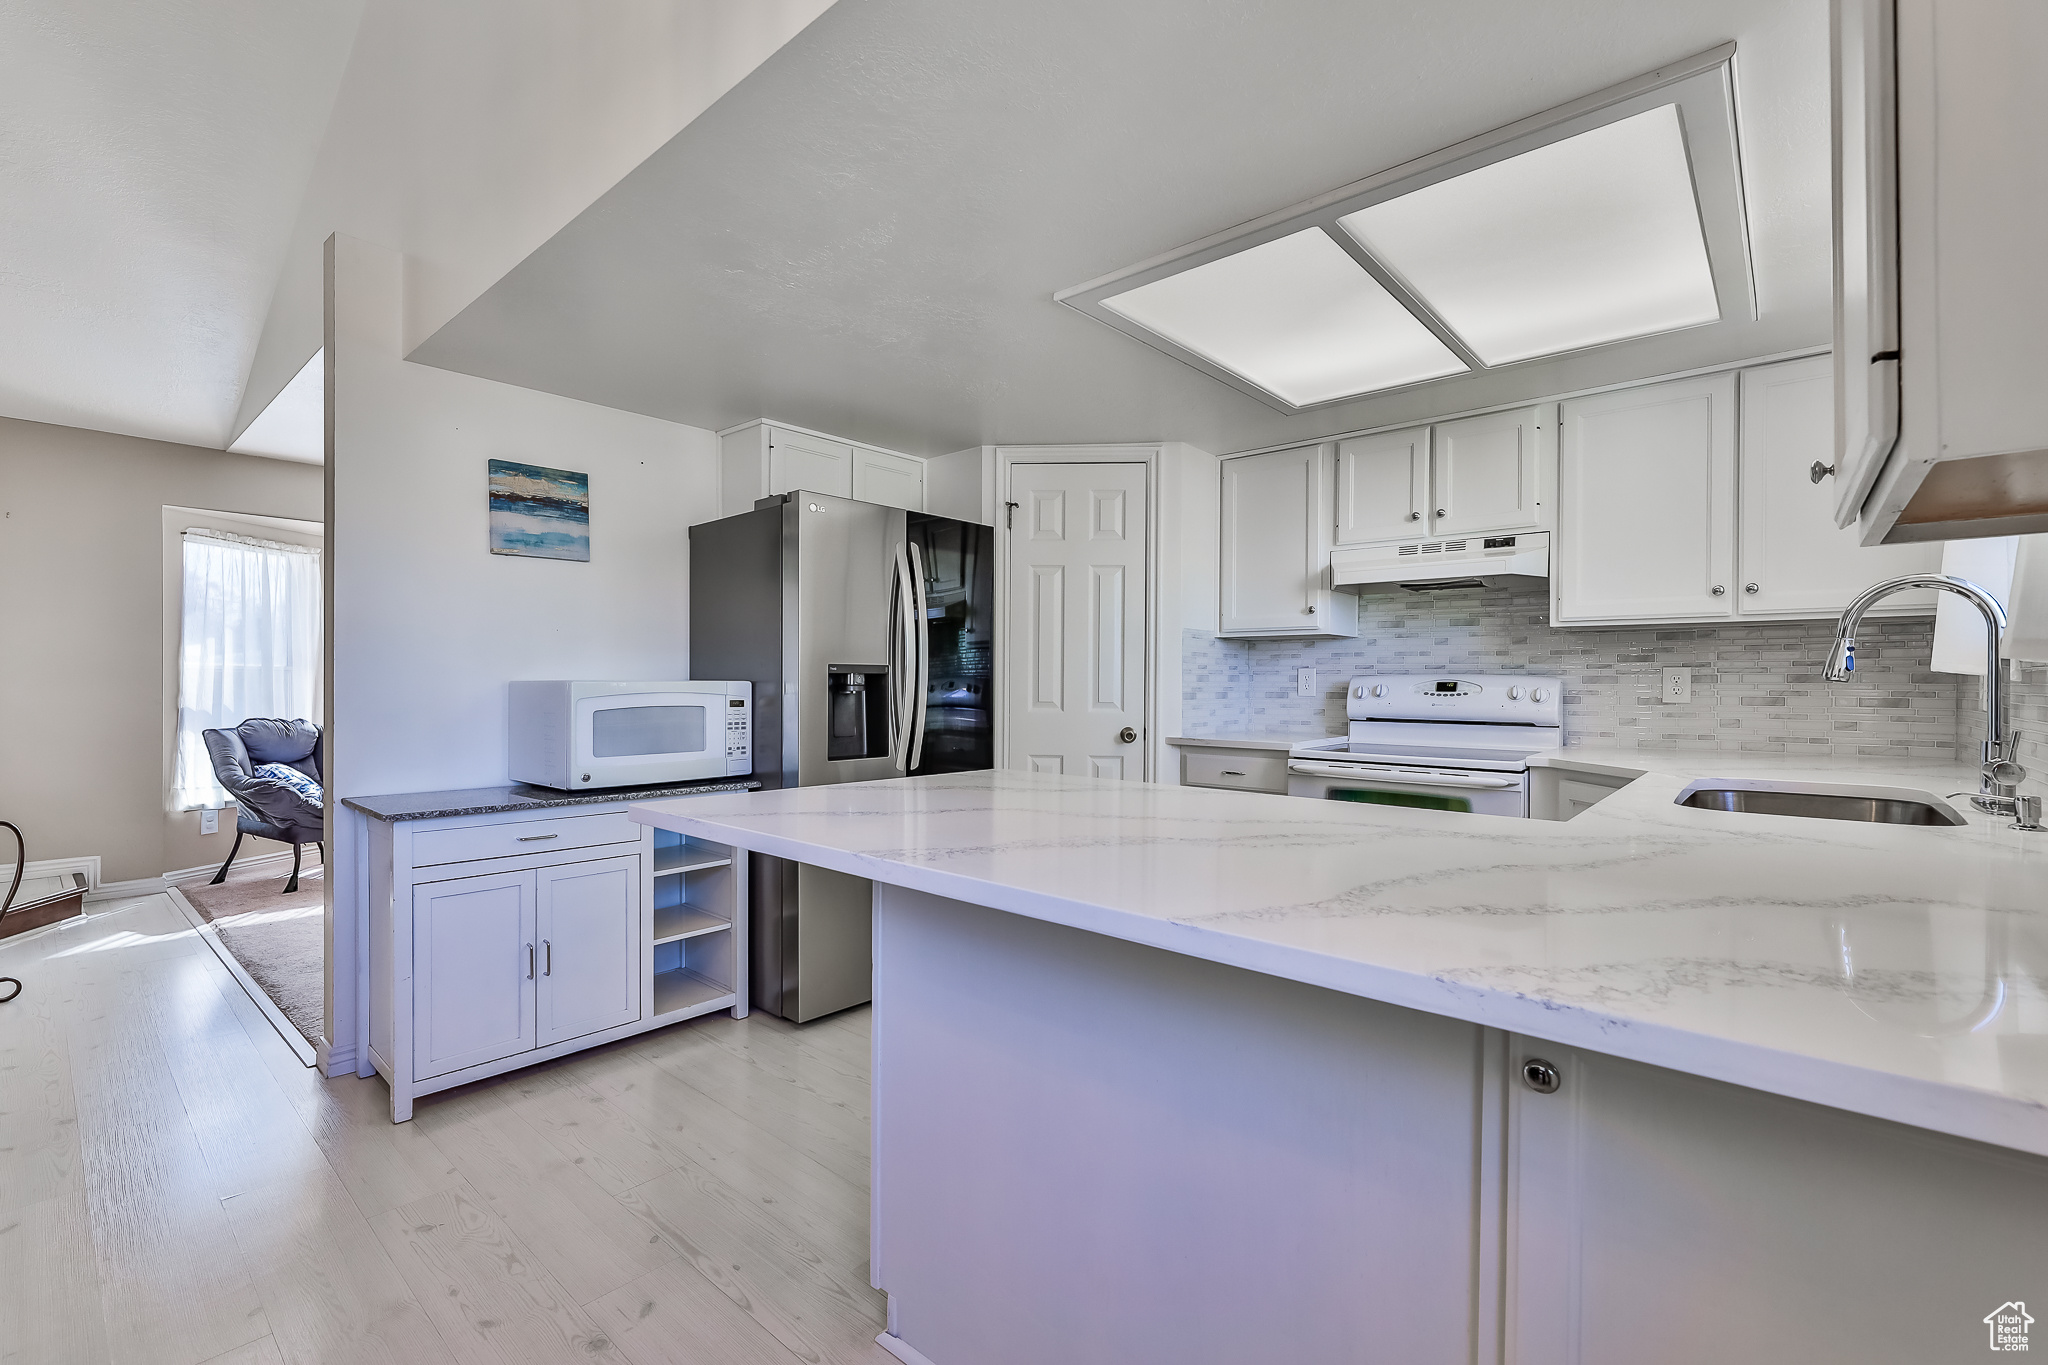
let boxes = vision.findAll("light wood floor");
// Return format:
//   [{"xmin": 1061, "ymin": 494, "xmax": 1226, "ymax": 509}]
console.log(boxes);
[{"xmin": 0, "ymin": 893, "xmax": 893, "ymax": 1365}]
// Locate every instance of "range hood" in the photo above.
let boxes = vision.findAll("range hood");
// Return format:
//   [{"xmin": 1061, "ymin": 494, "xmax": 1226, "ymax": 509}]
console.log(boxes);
[{"xmin": 1331, "ymin": 531, "xmax": 1549, "ymax": 591}]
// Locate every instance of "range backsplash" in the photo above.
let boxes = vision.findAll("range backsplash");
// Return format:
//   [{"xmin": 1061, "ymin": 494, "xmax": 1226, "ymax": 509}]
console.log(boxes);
[{"xmin": 1184, "ymin": 584, "xmax": 1963, "ymax": 760}]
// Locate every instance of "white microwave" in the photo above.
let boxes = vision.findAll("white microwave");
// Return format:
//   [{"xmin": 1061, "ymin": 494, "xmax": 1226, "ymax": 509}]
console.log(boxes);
[{"xmin": 508, "ymin": 680, "xmax": 751, "ymax": 790}]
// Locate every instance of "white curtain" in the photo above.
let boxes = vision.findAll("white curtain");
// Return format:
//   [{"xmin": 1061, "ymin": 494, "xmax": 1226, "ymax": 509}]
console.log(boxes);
[{"xmin": 171, "ymin": 530, "xmax": 323, "ymax": 810}]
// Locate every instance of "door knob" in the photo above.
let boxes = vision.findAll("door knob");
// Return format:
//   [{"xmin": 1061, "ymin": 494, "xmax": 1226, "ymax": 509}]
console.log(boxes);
[{"xmin": 1117, "ymin": 727, "xmax": 1137, "ymax": 744}]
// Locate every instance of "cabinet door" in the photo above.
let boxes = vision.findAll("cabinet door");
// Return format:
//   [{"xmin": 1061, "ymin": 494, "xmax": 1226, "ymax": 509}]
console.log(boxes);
[
  {"xmin": 1737, "ymin": 357, "xmax": 1940, "ymax": 618},
  {"xmin": 1432, "ymin": 405, "xmax": 1550, "ymax": 537},
  {"xmin": 1556, "ymin": 374, "xmax": 1738, "ymax": 624},
  {"xmin": 1219, "ymin": 445, "xmax": 1354, "ymax": 637},
  {"xmin": 768, "ymin": 428, "xmax": 855, "ymax": 499},
  {"xmin": 1334, "ymin": 427, "xmax": 1428, "ymax": 545},
  {"xmin": 414, "ymin": 870, "xmax": 534, "ymax": 1079},
  {"xmin": 1506, "ymin": 1038, "xmax": 2048, "ymax": 1364},
  {"xmin": 852, "ymin": 447, "xmax": 926, "ymax": 510},
  {"xmin": 536, "ymin": 855, "xmax": 642, "ymax": 1047}
]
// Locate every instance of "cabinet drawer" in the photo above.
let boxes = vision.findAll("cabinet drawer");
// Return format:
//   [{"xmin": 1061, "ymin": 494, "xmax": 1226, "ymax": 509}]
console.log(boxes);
[
  {"xmin": 1182, "ymin": 749, "xmax": 1288, "ymax": 794},
  {"xmin": 412, "ymin": 812, "xmax": 641, "ymax": 868}
]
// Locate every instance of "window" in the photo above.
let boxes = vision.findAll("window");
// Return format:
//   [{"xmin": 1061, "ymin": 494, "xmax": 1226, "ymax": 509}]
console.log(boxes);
[
  {"xmin": 1058, "ymin": 47, "xmax": 1752, "ymax": 413},
  {"xmin": 170, "ymin": 530, "xmax": 323, "ymax": 809}
]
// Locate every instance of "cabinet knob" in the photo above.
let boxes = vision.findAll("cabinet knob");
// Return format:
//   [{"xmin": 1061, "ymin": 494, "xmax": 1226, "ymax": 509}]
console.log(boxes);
[
  {"xmin": 1810, "ymin": 460, "xmax": 1836, "ymax": 484},
  {"xmin": 1435, "ymin": 508, "xmax": 1447, "ymax": 518},
  {"xmin": 1303, "ymin": 606, "xmax": 1316, "ymax": 614},
  {"xmin": 1407, "ymin": 511, "xmax": 1422, "ymax": 521},
  {"xmin": 1744, "ymin": 583, "xmax": 1760, "ymax": 595},
  {"xmin": 1711, "ymin": 585, "xmax": 1726, "ymax": 596},
  {"xmin": 1522, "ymin": 1058, "xmax": 1562, "ymax": 1094}
]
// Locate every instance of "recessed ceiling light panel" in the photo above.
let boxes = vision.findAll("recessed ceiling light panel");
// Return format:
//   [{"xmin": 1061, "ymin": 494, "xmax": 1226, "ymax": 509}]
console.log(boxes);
[
  {"xmin": 1099, "ymin": 227, "xmax": 1466, "ymax": 407},
  {"xmin": 1338, "ymin": 104, "xmax": 1720, "ymax": 365}
]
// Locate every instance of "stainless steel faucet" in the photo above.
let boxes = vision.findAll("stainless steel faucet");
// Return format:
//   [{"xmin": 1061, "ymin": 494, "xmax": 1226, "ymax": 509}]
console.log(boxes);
[{"xmin": 1824, "ymin": 573, "xmax": 2042, "ymax": 829}]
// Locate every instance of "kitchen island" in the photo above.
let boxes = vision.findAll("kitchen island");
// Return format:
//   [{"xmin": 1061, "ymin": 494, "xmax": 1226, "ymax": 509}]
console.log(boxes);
[{"xmin": 633, "ymin": 768, "xmax": 2048, "ymax": 1365}]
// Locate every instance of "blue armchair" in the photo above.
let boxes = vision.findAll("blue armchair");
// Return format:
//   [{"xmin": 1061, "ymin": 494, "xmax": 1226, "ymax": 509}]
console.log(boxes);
[{"xmin": 202, "ymin": 718, "xmax": 325, "ymax": 893}]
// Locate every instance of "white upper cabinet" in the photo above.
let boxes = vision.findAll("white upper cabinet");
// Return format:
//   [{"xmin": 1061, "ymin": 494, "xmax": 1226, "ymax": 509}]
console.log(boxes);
[
  {"xmin": 771, "ymin": 429, "xmax": 854, "ymax": 499},
  {"xmin": 1334, "ymin": 427, "xmax": 1428, "ymax": 544},
  {"xmin": 1333, "ymin": 406, "xmax": 1551, "ymax": 546},
  {"xmin": 1556, "ymin": 373, "xmax": 1738, "ymax": 624},
  {"xmin": 719, "ymin": 422, "xmax": 925, "ymax": 517},
  {"xmin": 1431, "ymin": 406, "xmax": 1551, "ymax": 537},
  {"xmin": 853, "ymin": 447, "xmax": 926, "ymax": 511},
  {"xmin": 1737, "ymin": 357, "xmax": 1939, "ymax": 618},
  {"xmin": 1219, "ymin": 444, "xmax": 1358, "ymax": 638}
]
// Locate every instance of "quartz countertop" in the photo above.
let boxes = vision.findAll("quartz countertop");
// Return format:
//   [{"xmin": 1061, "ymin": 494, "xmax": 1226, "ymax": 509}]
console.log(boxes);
[
  {"xmin": 632, "ymin": 760, "xmax": 2048, "ymax": 1156},
  {"xmin": 344, "ymin": 777, "xmax": 760, "ymax": 823}
]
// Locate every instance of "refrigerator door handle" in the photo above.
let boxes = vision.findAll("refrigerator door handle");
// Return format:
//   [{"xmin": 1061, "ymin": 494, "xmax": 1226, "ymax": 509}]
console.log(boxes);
[
  {"xmin": 889, "ymin": 540, "xmax": 916, "ymax": 771},
  {"xmin": 907, "ymin": 538, "xmax": 929, "ymax": 772}
]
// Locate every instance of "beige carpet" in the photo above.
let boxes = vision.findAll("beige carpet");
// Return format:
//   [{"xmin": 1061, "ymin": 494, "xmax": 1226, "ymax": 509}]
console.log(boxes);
[{"xmin": 179, "ymin": 854, "xmax": 324, "ymax": 1049}]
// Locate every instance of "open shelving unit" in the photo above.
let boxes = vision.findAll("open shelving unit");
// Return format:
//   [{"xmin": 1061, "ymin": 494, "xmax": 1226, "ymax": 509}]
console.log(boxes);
[{"xmin": 649, "ymin": 829, "xmax": 746, "ymax": 1021}]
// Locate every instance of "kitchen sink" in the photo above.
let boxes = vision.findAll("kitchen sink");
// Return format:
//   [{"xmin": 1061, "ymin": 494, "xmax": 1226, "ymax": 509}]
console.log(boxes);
[{"xmin": 1674, "ymin": 779, "xmax": 1967, "ymax": 826}]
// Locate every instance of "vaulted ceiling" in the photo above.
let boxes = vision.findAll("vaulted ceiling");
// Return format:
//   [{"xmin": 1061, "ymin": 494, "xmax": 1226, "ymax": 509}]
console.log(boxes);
[{"xmin": 410, "ymin": 0, "xmax": 1834, "ymax": 458}]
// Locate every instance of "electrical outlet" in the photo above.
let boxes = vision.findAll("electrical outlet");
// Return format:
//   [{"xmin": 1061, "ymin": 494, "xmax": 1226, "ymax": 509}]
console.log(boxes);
[
  {"xmin": 199, "ymin": 808, "xmax": 219, "ymax": 835},
  {"xmin": 1661, "ymin": 667, "xmax": 1692, "ymax": 704},
  {"xmin": 1297, "ymin": 666, "xmax": 1317, "ymax": 697}
]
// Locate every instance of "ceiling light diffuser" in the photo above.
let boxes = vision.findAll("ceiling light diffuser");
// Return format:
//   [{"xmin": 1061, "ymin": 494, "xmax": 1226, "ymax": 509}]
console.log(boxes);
[
  {"xmin": 1338, "ymin": 104, "xmax": 1720, "ymax": 365},
  {"xmin": 1099, "ymin": 227, "xmax": 1467, "ymax": 406}
]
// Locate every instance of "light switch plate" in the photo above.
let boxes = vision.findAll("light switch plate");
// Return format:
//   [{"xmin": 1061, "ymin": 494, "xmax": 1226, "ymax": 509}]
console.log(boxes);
[
  {"xmin": 199, "ymin": 808, "xmax": 219, "ymax": 835},
  {"xmin": 1297, "ymin": 667, "xmax": 1317, "ymax": 697},
  {"xmin": 1661, "ymin": 667, "xmax": 1691, "ymax": 704}
]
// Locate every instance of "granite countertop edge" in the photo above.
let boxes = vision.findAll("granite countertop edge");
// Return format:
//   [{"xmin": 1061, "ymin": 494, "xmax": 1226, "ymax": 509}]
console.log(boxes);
[{"xmin": 342, "ymin": 777, "xmax": 763, "ymax": 823}]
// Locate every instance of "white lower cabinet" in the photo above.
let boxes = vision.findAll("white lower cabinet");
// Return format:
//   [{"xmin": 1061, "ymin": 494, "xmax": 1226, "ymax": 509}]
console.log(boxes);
[
  {"xmin": 1504, "ymin": 1038, "xmax": 2048, "ymax": 1363},
  {"xmin": 368, "ymin": 803, "xmax": 745, "ymax": 1122},
  {"xmin": 536, "ymin": 856, "xmax": 641, "ymax": 1046},
  {"xmin": 413, "ymin": 870, "xmax": 535, "ymax": 1078}
]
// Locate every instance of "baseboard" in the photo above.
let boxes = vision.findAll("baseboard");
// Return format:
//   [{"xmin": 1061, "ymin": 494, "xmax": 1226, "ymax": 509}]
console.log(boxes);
[
  {"xmin": 877, "ymin": 1334, "xmax": 939, "ymax": 1365},
  {"xmin": 163, "ymin": 848, "xmax": 308, "ymax": 886},
  {"xmin": 88, "ymin": 876, "xmax": 168, "ymax": 903},
  {"xmin": 318, "ymin": 1036, "xmax": 355, "ymax": 1078},
  {"xmin": 0, "ymin": 855, "xmax": 102, "ymax": 892}
]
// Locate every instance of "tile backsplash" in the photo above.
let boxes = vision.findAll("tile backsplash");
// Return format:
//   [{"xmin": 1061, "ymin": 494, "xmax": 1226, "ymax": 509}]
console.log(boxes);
[
  {"xmin": 1183, "ymin": 584, "xmax": 1962, "ymax": 759},
  {"xmin": 1958, "ymin": 667, "xmax": 2048, "ymax": 799}
]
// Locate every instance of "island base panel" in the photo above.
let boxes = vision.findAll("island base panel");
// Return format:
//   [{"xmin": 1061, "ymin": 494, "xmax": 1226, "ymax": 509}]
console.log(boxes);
[{"xmin": 870, "ymin": 885, "xmax": 1490, "ymax": 1365}]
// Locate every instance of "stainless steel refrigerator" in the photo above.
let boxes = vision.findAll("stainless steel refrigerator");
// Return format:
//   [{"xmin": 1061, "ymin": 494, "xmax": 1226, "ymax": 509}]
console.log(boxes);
[{"xmin": 689, "ymin": 491, "xmax": 994, "ymax": 1021}]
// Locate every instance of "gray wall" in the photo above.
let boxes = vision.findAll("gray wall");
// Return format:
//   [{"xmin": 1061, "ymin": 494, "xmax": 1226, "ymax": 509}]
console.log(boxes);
[
  {"xmin": 1184, "ymin": 585, "xmax": 1961, "ymax": 761},
  {"xmin": 0, "ymin": 416, "xmax": 324, "ymax": 882}
]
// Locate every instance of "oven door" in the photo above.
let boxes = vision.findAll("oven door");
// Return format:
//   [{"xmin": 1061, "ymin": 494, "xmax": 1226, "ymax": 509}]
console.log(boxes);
[
  {"xmin": 576, "ymin": 692, "xmax": 724, "ymax": 785},
  {"xmin": 1286, "ymin": 759, "xmax": 1528, "ymax": 817}
]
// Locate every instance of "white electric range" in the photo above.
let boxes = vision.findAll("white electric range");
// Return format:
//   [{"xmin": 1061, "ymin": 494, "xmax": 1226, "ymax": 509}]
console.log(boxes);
[{"xmin": 1287, "ymin": 673, "xmax": 1562, "ymax": 817}]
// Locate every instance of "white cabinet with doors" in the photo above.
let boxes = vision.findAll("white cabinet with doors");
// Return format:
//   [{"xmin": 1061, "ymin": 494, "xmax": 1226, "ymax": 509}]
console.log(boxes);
[
  {"xmin": 719, "ymin": 420, "xmax": 926, "ymax": 517},
  {"xmin": 1218, "ymin": 443, "xmax": 1358, "ymax": 638},
  {"xmin": 1554, "ymin": 360, "xmax": 1940, "ymax": 626},
  {"xmin": 1335, "ymin": 405, "xmax": 1553, "ymax": 546},
  {"xmin": 364, "ymin": 797, "xmax": 747, "ymax": 1122}
]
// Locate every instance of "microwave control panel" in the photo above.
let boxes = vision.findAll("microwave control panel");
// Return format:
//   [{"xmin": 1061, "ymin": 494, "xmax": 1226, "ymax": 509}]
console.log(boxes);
[{"xmin": 725, "ymin": 695, "xmax": 752, "ymax": 774}]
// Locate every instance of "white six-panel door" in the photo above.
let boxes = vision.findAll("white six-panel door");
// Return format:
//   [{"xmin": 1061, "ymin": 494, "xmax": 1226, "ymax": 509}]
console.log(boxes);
[{"xmin": 1005, "ymin": 462, "xmax": 1149, "ymax": 780}]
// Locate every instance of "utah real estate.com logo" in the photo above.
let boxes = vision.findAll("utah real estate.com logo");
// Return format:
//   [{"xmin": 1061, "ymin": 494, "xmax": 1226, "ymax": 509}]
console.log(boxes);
[{"xmin": 1985, "ymin": 1302, "xmax": 2034, "ymax": 1352}]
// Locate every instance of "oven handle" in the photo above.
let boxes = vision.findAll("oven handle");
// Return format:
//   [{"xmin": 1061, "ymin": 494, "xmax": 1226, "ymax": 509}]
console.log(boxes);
[{"xmin": 1287, "ymin": 761, "xmax": 1520, "ymax": 789}]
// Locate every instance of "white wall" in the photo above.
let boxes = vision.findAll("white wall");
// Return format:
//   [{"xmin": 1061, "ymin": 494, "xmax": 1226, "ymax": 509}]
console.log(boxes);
[
  {"xmin": 0, "ymin": 416, "xmax": 324, "ymax": 884},
  {"xmin": 1152, "ymin": 442, "xmax": 1219, "ymax": 775},
  {"xmin": 324, "ymin": 233, "xmax": 720, "ymax": 1073}
]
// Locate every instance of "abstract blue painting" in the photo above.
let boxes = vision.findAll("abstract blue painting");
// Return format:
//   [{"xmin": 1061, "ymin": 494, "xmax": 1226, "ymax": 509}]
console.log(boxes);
[{"xmin": 488, "ymin": 459, "xmax": 590, "ymax": 561}]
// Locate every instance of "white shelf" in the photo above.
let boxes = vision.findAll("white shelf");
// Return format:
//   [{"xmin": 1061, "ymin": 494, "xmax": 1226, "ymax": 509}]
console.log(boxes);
[
  {"xmin": 653, "ymin": 967, "xmax": 733, "ymax": 1018},
  {"xmin": 653, "ymin": 838, "xmax": 733, "ymax": 876},
  {"xmin": 652, "ymin": 903, "xmax": 731, "ymax": 945}
]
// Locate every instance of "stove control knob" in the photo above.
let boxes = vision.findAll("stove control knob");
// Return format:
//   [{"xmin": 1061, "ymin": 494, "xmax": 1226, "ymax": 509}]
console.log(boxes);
[
  {"xmin": 1370, "ymin": 684, "xmax": 1387, "ymax": 698},
  {"xmin": 1506, "ymin": 686, "xmax": 1521, "ymax": 700},
  {"xmin": 1532, "ymin": 687, "xmax": 1550, "ymax": 703}
]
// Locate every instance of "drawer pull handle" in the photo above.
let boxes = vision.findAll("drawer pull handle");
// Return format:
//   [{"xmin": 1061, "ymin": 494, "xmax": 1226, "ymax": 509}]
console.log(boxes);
[
  {"xmin": 526, "ymin": 943, "xmax": 535, "ymax": 980},
  {"xmin": 517, "ymin": 834, "xmax": 559, "ymax": 842},
  {"xmin": 1220, "ymin": 770, "xmax": 1245, "ymax": 777},
  {"xmin": 543, "ymin": 940, "xmax": 552, "ymax": 977}
]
